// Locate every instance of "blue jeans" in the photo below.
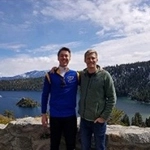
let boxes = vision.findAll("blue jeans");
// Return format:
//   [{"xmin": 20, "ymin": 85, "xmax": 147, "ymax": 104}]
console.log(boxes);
[{"xmin": 80, "ymin": 118, "xmax": 106, "ymax": 150}]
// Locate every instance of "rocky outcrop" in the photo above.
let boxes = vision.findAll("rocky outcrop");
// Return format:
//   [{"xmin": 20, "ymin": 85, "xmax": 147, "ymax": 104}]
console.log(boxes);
[
  {"xmin": 107, "ymin": 125, "xmax": 150, "ymax": 150},
  {"xmin": 16, "ymin": 97, "xmax": 40, "ymax": 107},
  {"xmin": 0, "ymin": 117, "xmax": 150, "ymax": 150}
]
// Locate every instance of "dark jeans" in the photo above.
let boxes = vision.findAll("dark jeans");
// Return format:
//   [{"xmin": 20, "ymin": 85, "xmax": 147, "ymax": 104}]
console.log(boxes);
[
  {"xmin": 50, "ymin": 115, "xmax": 77, "ymax": 150},
  {"xmin": 80, "ymin": 118, "xmax": 106, "ymax": 150}
]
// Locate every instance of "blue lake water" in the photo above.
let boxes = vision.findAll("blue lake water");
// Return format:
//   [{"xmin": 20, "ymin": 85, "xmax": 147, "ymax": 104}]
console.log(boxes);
[
  {"xmin": 0, "ymin": 91, "xmax": 150, "ymax": 120},
  {"xmin": 0, "ymin": 91, "xmax": 42, "ymax": 118}
]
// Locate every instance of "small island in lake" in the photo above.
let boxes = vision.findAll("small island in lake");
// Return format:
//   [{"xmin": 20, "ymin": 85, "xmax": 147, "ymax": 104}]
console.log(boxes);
[{"xmin": 16, "ymin": 97, "xmax": 40, "ymax": 108}]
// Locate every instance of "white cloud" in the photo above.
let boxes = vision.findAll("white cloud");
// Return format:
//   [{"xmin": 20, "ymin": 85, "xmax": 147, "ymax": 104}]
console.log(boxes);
[
  {"xmin": 33, "ymin": 0, "xmax": 150, "ymax": 37},
  {"xmin": 31, "ymin": 42, "xmax": 81, "ymax": 53},
  {"xmin": 0, "ymin": 52, "xmax": 85, "ymax": 77},
  {"xmin": 0, "ymin": 55, "xmax": 57, "ymax": 77},
  {"xmin": 0, "ymin": 43, "xmax": 26, "ymax": 52},
  {"xmin": 93, "ymin": 32, "xmax": 150, "ymax": 66},
  {"xmin": 1, "ymin": 31, "xmax": 150, "ymax": 77}
]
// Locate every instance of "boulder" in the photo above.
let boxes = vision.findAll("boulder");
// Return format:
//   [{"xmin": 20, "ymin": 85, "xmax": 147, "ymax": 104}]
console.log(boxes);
[{"xmin": 16, "ymin": 97, "xmax": 40, "ymax": 108}]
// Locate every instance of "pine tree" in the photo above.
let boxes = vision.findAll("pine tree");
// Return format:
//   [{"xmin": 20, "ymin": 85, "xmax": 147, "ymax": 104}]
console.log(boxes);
[
  {"xmin": 107, "ymin": 107, "xmax": 124, "ymax": 125},
  {"xmin": 3, "ymin": 110, "xmax": 14, "ymax": 119},
  {"xmin": 121, "ymin": 114, "xmax": 130, "ymax": 126},
  {"xmin": 131, "ymin": 112, "xmax": 143, "ymax": 127},
  {"xmin": 145, "ymin": 116, "xmax": 150, "ymax": 127}
]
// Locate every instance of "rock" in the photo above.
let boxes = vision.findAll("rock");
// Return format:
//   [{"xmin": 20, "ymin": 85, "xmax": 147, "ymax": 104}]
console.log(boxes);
[
  {"xmin": 0, "ymin": 117, "xmax": 150, "ymax": 150},
  {"xmin": 16, "ymin": 97, "xmax": 40, "ymax": 108}
]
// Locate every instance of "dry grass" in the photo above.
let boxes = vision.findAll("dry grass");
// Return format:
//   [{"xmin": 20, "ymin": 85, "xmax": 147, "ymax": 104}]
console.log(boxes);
[{"xmin": 0, "ymin": 114, "xmax": 14, "ymax": 124}]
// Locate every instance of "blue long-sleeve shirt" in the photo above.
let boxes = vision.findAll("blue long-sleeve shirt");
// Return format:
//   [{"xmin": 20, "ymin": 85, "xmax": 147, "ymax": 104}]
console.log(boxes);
[{"xmin": 41, "ymin": 69, "xmax": 79, "ymax": 117}]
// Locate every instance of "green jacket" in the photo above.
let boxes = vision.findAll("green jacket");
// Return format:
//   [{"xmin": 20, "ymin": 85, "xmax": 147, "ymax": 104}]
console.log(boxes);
[{"xmin": 78, "ymin": 67, "xmax": 116, "ymax": 121}]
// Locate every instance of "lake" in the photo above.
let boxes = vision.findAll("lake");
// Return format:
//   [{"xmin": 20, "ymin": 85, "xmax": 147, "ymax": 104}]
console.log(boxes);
[{"xmin": 0, "ymin": 91, "xmax": 150, "ymax": 120}]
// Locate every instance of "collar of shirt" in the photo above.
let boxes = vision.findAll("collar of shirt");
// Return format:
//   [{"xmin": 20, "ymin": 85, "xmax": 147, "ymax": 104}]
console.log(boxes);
[{"xmin": 58, "ymin": 66, "xmax": 68, "ymax": 77}]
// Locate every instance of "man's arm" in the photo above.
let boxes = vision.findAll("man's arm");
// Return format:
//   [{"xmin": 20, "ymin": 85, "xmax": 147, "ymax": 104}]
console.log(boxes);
[
  {"xmin": 100, "ymin": 71, "xmax": 117, "ymax": 121},
  {"xmin": 41, "ymin": 73, "xmax": 51, "ymax": 127}
]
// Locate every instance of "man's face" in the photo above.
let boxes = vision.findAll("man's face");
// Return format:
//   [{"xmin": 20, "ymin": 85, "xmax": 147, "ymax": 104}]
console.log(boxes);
[
  {"xmin": 84, "ymin": 53, "xmax": 98, "ymax": 68},
  {"xmin": 58, "ymin": 50, "xmax": 71, "ymax": 67}
]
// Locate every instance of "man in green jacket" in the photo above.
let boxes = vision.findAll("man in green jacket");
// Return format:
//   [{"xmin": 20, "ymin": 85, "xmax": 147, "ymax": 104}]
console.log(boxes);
[{"xmin": 78, "ymin": 49, "xmax": 116, "ymax": 150}]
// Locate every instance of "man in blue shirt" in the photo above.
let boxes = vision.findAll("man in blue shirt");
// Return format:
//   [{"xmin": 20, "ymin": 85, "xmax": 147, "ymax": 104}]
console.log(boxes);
[{"xmin": 41, "ymin": 47, "xmax": 79, "ymax": 150}]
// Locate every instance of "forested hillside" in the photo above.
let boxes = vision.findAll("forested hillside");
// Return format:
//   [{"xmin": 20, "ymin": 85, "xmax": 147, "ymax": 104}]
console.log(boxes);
[
  {"xmin": 105, "ymin": 60, "xmax": 150, "ymax": 103},
  {"xmin": 0, "ymin": 77, "xmax": 44, "ymax": 91},
  {"xmin": 0, "ymin": 60, "xmax": 150, "ymax": 103}
]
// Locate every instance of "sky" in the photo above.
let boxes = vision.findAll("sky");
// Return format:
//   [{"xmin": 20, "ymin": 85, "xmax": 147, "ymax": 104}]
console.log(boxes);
[{"xmin": 0, "ymin": 0, "xmax": 150, "ymax": 77}]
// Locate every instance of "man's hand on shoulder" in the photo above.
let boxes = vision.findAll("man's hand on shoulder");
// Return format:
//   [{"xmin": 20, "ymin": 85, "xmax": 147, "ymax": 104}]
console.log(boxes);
[{"xmin": 50, "ymin": 66, "xmax": 57, "ymax": 73}]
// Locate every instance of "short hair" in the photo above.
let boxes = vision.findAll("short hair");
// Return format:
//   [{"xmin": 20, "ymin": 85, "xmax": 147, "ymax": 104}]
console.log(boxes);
[
  {"xmin": 57, "ymin": 47, "xmax": 71, "ymax": 56},
  {"xmin": 84, "ymin": 49, "xmax": 98, "ymax": 59}
]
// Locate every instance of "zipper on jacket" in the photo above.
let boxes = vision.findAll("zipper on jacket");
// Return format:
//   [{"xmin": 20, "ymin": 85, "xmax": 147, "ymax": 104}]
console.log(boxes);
[{"xmin": 83, "ymin": 76, "xmax": 91, "ymax": 118}]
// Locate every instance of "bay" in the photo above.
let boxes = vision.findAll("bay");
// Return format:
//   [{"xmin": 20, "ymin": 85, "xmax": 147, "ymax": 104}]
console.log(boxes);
[
  {"xmin": 0, "ymin": 91, "xmax": 150, "ymax": 120},
  {"xmin": 0, "ymin": 91, "xmax": 42, "ymax": 118}
]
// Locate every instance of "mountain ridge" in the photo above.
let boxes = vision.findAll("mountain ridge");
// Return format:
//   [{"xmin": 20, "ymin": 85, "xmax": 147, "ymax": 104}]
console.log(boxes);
[
  {"xmin": 0, "ymin": 60, "xmax": 149, "ymax": 80},
  {"xmin": 0, "ymin": 70, "xmax": 48, "ymax": 80}
]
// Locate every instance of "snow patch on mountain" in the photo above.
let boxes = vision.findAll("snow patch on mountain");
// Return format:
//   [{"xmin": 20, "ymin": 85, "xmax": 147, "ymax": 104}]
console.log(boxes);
[{"xmin": 0, "ymin": 70, "xmax": 48, "ymax": 80}]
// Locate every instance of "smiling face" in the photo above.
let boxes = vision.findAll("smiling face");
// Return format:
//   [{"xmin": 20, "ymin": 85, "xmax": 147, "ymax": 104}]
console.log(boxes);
[
  {"xmin": 58, "ymin": 50, "xmax": 71, "ymax": 67},
  {"xmin": 84, "ymin": 50, "xmax": 98, "ymax": 69}
]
